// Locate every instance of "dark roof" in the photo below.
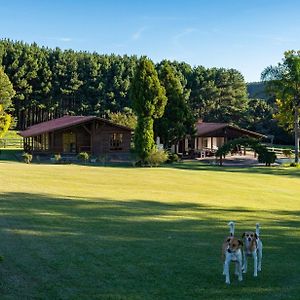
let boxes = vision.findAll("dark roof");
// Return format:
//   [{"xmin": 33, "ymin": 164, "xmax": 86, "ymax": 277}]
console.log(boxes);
[
  {"xmin": 195, "ymin": 122, "xmax": 266, "ymax": 138},
  {"xmin": 19, "ymin": 115, "xmax": 132, "ymax": 138}
]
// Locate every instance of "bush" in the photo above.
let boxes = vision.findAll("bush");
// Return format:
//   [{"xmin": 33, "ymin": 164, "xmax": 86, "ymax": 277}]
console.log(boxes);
[
  {"xmin": 258, "ymin": 151, "xmax": 277, "ymax": 166},
  {"xmin": 90, "ymin": 157, "xmax": 97, "ymax": 163},
  {"xmin": 22, "ymin": 152, "xmax": 32, "ymax": 164},
  {"xmin": 282, "ymin": 149, "xmax": 293, "ymax": 158},
  {"xmin": 145, "ymin": 149, "xmax": 168, "ymax": 167},
  {"xmin": 54, "ymin": 153, "xmax": 61, "ymax": 163},
  {"xmin": 77, "ymin": 152, "xmax": 90, "ymax": 163},
  {"xmin": 98, "ymin": 153, "xmax": 108, "ymax": 165},
  {"xmin": 290, "ymin": 162, "xmax": 300, "ymax": 167},
  {"xmin": 167, "ymin": 152, "xmax": 180, "ymax": 163}
]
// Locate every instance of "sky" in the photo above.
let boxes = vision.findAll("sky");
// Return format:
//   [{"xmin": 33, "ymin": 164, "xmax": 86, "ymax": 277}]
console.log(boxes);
[{"xmin": 1, "ymin": 0, "xmax": 300, "ymax": 82}]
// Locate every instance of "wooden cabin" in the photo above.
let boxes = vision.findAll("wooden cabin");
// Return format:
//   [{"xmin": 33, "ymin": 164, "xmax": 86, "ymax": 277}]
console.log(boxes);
[
  {"xmin": 19, "ymin": 115, "xmax": 132, "ymax": 156},
  {"xmin": 174, "ymin": 121, "xmax": 266, "ymax": 157}
]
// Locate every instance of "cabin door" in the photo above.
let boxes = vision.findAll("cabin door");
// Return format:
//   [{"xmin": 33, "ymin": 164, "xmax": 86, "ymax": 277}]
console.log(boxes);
[{"xmin": 63, "ymin": 132, "xmax": 76, "ymax": 153}]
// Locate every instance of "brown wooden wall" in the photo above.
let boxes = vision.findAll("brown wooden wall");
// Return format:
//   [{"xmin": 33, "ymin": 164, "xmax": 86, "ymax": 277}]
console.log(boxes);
[
  {"xmin": 28, "ymin": 120, "xmax": 132, "ymax": 155},
  {"xmin": 92, "ymin": 122, "xmax": 131, "ymax": 155}
]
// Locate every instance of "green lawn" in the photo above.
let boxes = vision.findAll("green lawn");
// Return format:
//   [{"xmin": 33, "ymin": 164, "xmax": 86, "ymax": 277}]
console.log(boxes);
[{"xmin": 0, "ymin": 161, "xmax": 299, "ymax": 299}]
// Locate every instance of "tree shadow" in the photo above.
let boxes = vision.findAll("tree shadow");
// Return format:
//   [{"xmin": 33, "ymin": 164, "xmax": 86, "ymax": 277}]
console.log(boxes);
[
  {"xmin": 164, "ymin": 161, "xmax": 300, "ymax": 178},
  {"xmin": 0, "ymin": 192, "xmax": 300, "ymax": 299}
]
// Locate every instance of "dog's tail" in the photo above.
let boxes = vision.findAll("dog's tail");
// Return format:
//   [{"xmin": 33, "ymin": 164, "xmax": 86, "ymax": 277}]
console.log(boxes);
[
  {"xmin": 228, "ymin": 221, "xmax": 235, "ymax": 236},
  {"xmin": 256, "ymin": 223, "xmax": 260, "ymax": 237}
]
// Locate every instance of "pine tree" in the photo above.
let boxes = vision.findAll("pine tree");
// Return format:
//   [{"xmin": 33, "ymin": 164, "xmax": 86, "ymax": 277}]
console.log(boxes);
[
  {"xmin": 155, "ymin": 61, "xmax": 195, "ymax": 148},
  {"xmin": 130, "ymin": 57, "xmax": 167, "ymax": 162}
]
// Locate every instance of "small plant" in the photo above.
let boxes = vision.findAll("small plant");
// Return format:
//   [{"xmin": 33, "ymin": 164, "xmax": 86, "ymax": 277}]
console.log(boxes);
[
  {"xmin": 98, "ymin": 153, "xmax": 108, "ymax": 166},
  {"xmin": 258, "ymin": 151, "xmax": 277, "ymax": 166},
  {"xmin": 54, "ymin": 153, "xmax": 61, "ymax": 163},
  {"xmin": 145, "ymin": 149, "xmax": 168, "ymax": 167},
  {"xmin": 282, "ymin": 149, "xmax": 293, "ymax": 158},
  {"xmin": 78, "ymin": 152, "xmax": 90, "ymax": 163},
  {"xmin": 22, "ymin": 152, "xmax": 32, "ymax": 164},
  {"xmin": 90, "ymin": 156, "xmax": 97, "ymax": 163},
  {"xmin": 290, "ymin": 162, "xmax": 300, "ymax": 167},
  {"xmin": 0, "ymin": 255, "xmax": 3, "ymax": 262},
  {"xmin": 166, "ymin": 152, "xmax": 179, "ymax": 164}
]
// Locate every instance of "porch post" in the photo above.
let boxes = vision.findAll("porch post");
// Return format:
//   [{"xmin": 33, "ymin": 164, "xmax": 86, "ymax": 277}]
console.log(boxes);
[{"xmin": 51, "ymin": 132, "xmax": 54, "ymax": 152}]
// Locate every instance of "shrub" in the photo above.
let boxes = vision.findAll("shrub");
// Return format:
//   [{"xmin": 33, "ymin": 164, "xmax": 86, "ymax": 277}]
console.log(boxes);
[
  {"xmin": 282, "ymin": 149, "xmax": 293, "ymax": 158},
  {"xmin": 90, "ymin": 157, "xmax": 97, "ymax": 163},
  {"xmin": 167, "ymin": 152, "xmax": 180, "ymax": 163},
  {"xmin": 54, "ymin": 153, "xmax": 61, "ymax": 163},
  {"xmin": 78, "ymin": 152, "xmax": 90, "ymax": 163},
  {"xmin": 290, "ymin": 162, "xmax": 300, "ymax": 167},
  {"xmin": 145, "ymin": 149, "xmax": 168, "ymax": 167},
  {"xmin": 98, "ymin": 153, "xmax": 108, "ymax": 165},
  {"xmin": 22, "ymin": 152, "xmax": 32, "ymax": 164},
  {"xmin": 258, "ymin": 151, "xmax": 277, "ymax": 166}
]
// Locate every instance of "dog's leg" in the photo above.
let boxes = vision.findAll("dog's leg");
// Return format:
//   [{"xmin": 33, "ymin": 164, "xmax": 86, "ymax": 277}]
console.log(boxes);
[
  {"xmin": 242, "ymin": 251, "xmax": 247, "ymax": 273},
  {"xmin": 235, "ymin": 261, "xmax": 239, "ymax": 276},
  {"xmin": 258, "ymin": 242, "xmax": 263, "ymax": 272},
  {"xmin": 252, "ymin": 250, "xmax": 258, "ymax": 277},
  {"xmin": 224, "ymin": 254, "xmax": 231, "ymax": 284},
  {"xmin": 237, "ymin": 252, "xmax": 243, "ymax": 281}
]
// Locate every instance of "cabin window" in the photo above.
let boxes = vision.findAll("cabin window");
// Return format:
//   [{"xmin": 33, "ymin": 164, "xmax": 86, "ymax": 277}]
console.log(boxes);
[
  {"xmin": 110, "ymin": 133, "xmax": 123, "ymax": 150},
  {"xmin": 203, "ymin": 138, "xmax": 208, "ymax": 148}
]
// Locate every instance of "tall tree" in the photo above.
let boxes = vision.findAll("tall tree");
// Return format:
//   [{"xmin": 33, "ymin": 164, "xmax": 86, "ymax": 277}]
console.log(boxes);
[
  {"xmin": 0, "ymin": 66, "xmax": 15, "ymax": 137},
  {"xmin": 155, "ymin": 61, "xmax": 195, "ymax": 147},
  {"xmin": 108, "ymin": 107, "xmax": 137, "ymax": 129},
  {"xmin": 189, "ymin": 67, "xmax": 248, "ymax": 124},
  {"xmin": 130, "ymin": 57, "xmax": 167, "ymax": 162},
  {"xmin": 261, "ymin": 50, "xmax": 300, "ymax": 163}
]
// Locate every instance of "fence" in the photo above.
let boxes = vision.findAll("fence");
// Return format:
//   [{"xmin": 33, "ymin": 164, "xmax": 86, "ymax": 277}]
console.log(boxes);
[
  {"xmin": 0, "ymin": 138, "xmax": 23, "ymax": 149},
  {"xmin": 265, "ymin": 147, "xmax": 295, "ymax": 155}
]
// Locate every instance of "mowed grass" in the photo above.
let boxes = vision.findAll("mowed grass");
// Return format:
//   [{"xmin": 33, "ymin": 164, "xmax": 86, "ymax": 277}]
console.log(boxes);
[{"xmin": 0, "ymin": 161, "xmax": 300, "ymax": 300}]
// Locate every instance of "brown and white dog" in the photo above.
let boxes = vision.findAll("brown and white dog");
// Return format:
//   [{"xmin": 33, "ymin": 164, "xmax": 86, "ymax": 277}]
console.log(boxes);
[
  {"xmin": 242, "ymin": 223, "xmax": 263, "ymax": 277},
  {"xmin": 222, "ymin": 221, "xmax": 243, "ymax": 284}
]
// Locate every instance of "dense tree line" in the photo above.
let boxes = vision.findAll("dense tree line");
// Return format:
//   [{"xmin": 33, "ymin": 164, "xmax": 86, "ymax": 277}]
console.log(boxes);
[
  {"xmin": 0, "ymin": 39, "xmax": 138, "ymax": 129},
  {"xmin": 0, "ymin": 39, "xmax": 292, "ymax": 144}
]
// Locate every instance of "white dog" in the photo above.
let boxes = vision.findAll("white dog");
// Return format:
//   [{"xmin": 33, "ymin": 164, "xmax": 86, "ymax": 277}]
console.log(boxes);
[
  {"xmin": 222, "ymin": 221, "xmax": 243, "ymax": 284},
  {"xmin": 242, "ymin": 223, "xmax": 263, "ymax": 277}
]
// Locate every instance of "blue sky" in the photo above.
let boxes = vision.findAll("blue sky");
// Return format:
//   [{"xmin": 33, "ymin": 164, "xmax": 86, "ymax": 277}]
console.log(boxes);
[{"xmin": 1, "ymin": 0, "xmax": 300, "ymax": 82}]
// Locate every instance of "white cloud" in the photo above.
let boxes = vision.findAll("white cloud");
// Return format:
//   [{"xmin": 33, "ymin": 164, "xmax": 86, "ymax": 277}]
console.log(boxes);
[
  {"xmin": 57, "ymin": 37, "xmax": 72, "ymax": 42},
  {"xmin": 132, "ymin": 27, "xmax": 147, "ymax": 41},
  {"xmin": 173, "ymin": 28, "xmax": 197, "ymax": 46}
]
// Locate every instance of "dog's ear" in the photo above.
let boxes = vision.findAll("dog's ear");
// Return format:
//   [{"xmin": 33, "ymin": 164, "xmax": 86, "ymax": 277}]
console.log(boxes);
[
  {"xmin": 238, "ymin": 239, "xmax": 243, "ymax": 247},
  {"xmin": 242, "ymin": 232, "xmax": 245, "ymax": 238},
  {"xmin": 255, "ymin": 233, "xmax": 258, "ymax": 239}
]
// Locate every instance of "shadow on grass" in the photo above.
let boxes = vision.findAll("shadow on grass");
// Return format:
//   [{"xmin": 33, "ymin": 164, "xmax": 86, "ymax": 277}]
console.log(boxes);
[
  {"xmin": 0, "ymin": 149, "xmax": 23, "ymax": 162},
  {"xmin": 164, "ymin": 161, "xmax": 300, "ymax": 179},
  {"xmin": 0, "ymin": 192, "xmax": 300, "ymax": 299}
]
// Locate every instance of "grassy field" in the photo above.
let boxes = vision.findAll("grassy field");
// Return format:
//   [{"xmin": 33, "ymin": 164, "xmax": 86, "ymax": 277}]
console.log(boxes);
[{"xmin": 0, "ymin": 160, "xmax": 299, "ymax": 299}]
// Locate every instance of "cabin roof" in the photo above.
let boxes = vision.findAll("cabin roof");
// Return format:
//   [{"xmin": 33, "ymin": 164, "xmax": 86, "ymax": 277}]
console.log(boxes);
[
  {"xmin": 195, "ymin": 122, "xmax": 266, "ymax": 138},
  {"xmin": 19, "ymin": 115, "xmax": 132, "ymax": 138}
]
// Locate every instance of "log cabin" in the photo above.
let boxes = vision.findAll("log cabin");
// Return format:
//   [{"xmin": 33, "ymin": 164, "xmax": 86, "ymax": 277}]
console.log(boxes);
[
  {"xmin": 19, "ymin": 115, "xmax": 132, "ymax": 156},
  {"xmin": 174, "ymin": 121, "xmax": 266, "ymax": 157}
]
